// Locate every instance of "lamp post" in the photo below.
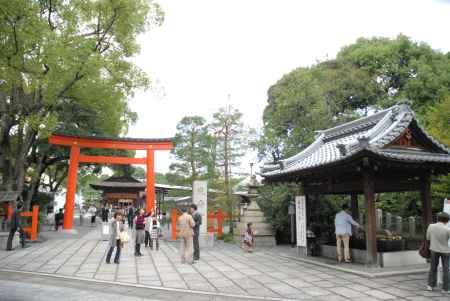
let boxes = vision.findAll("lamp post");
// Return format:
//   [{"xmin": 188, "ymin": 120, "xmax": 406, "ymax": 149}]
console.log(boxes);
[{"xmin": 249, "ymin": 162, "xmax": 254, "ymax": 177}]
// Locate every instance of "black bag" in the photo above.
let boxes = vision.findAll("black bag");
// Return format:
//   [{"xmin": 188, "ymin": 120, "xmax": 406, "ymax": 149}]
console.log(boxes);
[{"xmin": 419, "ymin": 240, "xmax": 430, "ymax": 259}]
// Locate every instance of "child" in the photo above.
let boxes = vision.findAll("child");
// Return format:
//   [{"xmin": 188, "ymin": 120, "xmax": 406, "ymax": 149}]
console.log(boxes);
[
  {"xmin": 243, "ymin": 222, "xmax": 255, "ymax": 253},
  {"xmin": 150, "ymin": 214, "xmax": 160, "ymax": 250}
]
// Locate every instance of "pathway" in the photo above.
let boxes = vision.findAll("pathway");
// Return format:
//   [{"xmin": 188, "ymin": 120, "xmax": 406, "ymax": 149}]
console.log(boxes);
[{"xmin": 0, "ymin": 226, "xmax": 447, "ymax": 301}]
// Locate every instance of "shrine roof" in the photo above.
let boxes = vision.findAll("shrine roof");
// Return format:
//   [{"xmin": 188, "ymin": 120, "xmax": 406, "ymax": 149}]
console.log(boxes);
[
  {"xmin": 261, "ymin": 102, "xmax": 450, "ymax": 179},
  {"xmin": 90, "ymin": 176, "xmax": 146, "ymax": 189}
]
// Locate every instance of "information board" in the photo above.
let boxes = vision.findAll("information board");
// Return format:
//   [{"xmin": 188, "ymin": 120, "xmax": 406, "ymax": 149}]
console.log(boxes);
[
  {"xmin": 193, "ymin": 180, "xmax": 208, "ymax": 234},
  {"xmin": 443, "ymin": 198, "xmax": 450, "ymax": 215},
  {"xmin": 295, "ymin": 195, "xmax": 307, "ymax": 247}
]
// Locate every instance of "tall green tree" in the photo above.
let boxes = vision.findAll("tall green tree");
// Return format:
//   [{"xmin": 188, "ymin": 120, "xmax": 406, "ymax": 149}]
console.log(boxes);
[
  {"xmin": 336, "ymin": 34, "xmax": 450, "ymax": 112},
  {"xmin": 0, "ymin": 0, "xmax": 163, "ymax": 207},
  {"xmin": 170, "ymin": 116, "xmax": 211, "ymax": 185},
  {"xmin": 211, "ymin": 105, "xmax": 246, "ymax": 228}
]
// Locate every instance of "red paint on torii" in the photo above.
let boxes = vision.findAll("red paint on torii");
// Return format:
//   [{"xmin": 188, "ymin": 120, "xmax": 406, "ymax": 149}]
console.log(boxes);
[{"xmin": 49, "ymin": 134, "xmax": 173, "ymax": 230}]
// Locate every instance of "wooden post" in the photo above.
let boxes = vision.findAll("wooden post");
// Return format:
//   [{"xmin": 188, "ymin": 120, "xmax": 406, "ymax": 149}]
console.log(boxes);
[
  {"xmin": 217, "ymin": 208, "xmax": 223, "ymax": 239},
  {"xmin": 171, "ymin": 208, "xmax": 177, "ymax": 240},
  {"xmin": 64, "ymin": 145, "xmax": 80, "ymax": 230},
  {"xmin": 351, "ymin": 194, "xmax": 359, "ymax": 221},
  {"xmin": 420, "ymin": 174, "xmax": 432, "ymax": 228},
  {"xmin": 7, "ymin": 204, "xmax": 13, "ymax": 220},
  {"xmin": 146, "ymin": 149, "xmax": 155, "ymax": 213},
  {"xmin": 363, "ymin": 170, "xmax": 378, "ymax": 265},
  {"xmin": 30, "ymin": 205, "xmax": 39, "ymax": 241}
]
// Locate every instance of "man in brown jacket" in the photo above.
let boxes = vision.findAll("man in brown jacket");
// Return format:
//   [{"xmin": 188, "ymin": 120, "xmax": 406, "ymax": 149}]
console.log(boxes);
[{"xmin": 178, "ymin": 207, "xmax": 195, "ymax": 264}]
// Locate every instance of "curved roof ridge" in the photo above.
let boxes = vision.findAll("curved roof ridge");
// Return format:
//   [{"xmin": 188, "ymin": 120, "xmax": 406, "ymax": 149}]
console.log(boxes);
[
  {"xmin": 320, "ymin": 107, "xmax": 392, "ymax": 140},
  {"xmin": 282, "ymin": 133, "xmax": 325, "ymax": 167}
]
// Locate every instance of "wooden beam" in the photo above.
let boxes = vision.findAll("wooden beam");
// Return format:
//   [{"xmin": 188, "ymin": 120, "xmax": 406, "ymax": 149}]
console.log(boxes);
[
  {"xmin": 79, "ymin": 155, "xmax": 146, "ymax": 165},
  {"xmin": 49, "ymin": 134, "xmax": 173, "ymax": 151},
  {"xmin": 351, "ymin": 194, "xmax": 359, "ymax": 221},
  {"xmin": 363, "ymin": 170, "xmax": 378, "ymax": 266}
]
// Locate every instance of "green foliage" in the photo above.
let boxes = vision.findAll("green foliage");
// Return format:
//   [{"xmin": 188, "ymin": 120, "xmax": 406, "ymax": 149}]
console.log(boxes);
[
  {"xmin": 425, "ymin": 96, "xmax": 450, "ymax": 147},
  {"xmin": 337, "ymin": 34, "xmax": 450, "ymax": 112},
  {"xmin": 0, "ymin": 0, "xmax": 163, "ymax": 204},
  {"xmin": 222, "ymin": 233, "xmax": 235, "ymax": 243},
  {"xmin": 170, "ymin": 116, "xmax": 212, "ymax": 184},
  {"xmin": 256, "ymin": 184, "xmax": 293, "ymax": 236},
  {"xmin": 258, "ymin": 35, "xmax": 450, "ymax": 162},
  {"xmin": 257, "ymin": 35, "xmax": 450, "ymax": 229}
]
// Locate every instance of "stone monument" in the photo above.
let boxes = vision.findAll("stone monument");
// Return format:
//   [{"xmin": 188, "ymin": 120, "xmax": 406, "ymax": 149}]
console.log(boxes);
[
  {"xmin": 234, "ymin": 176, "xmax": 276, "ymax": 247},
  {"xmin": 193, "ymin": 180, "xmax": 214, "ymax": 247}
]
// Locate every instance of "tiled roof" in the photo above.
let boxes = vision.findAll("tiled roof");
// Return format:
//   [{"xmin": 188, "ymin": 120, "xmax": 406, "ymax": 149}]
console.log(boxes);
[{"xmin": 261, "ymin": 102, "xmax": 450, "ymax": 178}]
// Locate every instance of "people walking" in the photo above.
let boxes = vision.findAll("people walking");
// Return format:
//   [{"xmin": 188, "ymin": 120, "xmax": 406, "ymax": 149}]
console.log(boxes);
[
  {"xmin": 190, "ymin": 204, "xmax": 201, "ymax": 261},
  {"xmin": 426, "ymin": 212, "xmax": 450, "ymax": 292},
  {"xmin": 178, "ymin": 207, "xmax": 195, "ymax": 264},
  {"xmin": 101, "ymin": 205, "xmax": 109, "ymax": 223},
  {"xmin": 127, "ymin": 205, "xmax": 135, "ymax": 229},
  {"xmin": 334, "ymin": 204, "xmax": 360, "ymax": 263},
  {"xmin": 243, "ymin": 222, "xmax": 255, "ymax": 253},
  {"xmin": 134, "ymin": 209, "xmax": 145, "ymax": 256},
  {"xmin": 106, "ymin": 212, "xmax": 125, "ymax": 264},
  {"xmin": 144, "ymin": 211, "xmax": 152, "ymax": 248},
  {"xmin": 89, "ymin": 206, "xmax": 97, "ymax": 227},
  {"xmin": 6, "ymin": 202, "xmax": 27, "ymax": 251},
  {"xmin": 54, "ymin": 208, "xmax": 64, "ymax": 231}
]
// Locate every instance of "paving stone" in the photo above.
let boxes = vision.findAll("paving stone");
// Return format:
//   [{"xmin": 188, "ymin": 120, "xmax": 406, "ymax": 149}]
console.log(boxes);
[
  {"xmin": 161, "ymin": 280, "xmax": 187, "ymax": 289},
  {"xmin": 364, "ymin": 289, "xmax": 397, "ymax": 300},
  {"xmin": 283, "ymin": 278, "xmax": 315, "ymax": 288},
  {"xmin": 301, "ymin": 287, "xmax": 333, "ymax": 297}
]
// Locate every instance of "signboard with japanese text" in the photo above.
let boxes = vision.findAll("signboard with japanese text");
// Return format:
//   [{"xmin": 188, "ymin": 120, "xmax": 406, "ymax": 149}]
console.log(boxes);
[{"xmin": 295, "ymin": 195, "xmax": 307, "ymax": 247}]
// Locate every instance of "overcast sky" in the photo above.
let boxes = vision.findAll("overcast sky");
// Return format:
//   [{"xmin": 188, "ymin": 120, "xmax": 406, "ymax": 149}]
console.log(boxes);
[{"xmin": 127, "ymin": 0, "xmax": 450, "ymax": 174}]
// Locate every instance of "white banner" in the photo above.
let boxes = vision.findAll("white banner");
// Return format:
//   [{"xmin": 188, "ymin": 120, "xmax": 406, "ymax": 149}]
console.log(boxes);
[
  {"xmin": 295, "ymin": 196, "xmax": 307, "ymax": 247},
  {"xmin": 193, "ymin": 180, "xmax": 208, "ymax": 234}
]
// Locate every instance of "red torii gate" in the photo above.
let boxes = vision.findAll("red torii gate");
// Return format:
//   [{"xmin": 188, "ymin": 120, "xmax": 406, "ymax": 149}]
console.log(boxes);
[{"xmin": 49, "ymin": 134, "xmax": 173, "ymax": 230}]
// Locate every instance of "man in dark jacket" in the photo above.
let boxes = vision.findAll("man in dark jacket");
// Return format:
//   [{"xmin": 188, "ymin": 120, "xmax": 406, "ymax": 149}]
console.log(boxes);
[
  {"xmin": 190, "ymin": 204, "xmax": 202, "ymax": 261},
  {"xmin": 6, "ymin": 202, "xmax": 26, "ymax": 251},
  {"xmin": 127, "ymin": 205, "xmax": 134, "ymax": 229},
  {"xmin": 54, "ymin": 208, "xmax": 64, "ymax": 231},
  {"xmin": 101, "ymin": 206, "xmax": 109, "ymax": 223}
]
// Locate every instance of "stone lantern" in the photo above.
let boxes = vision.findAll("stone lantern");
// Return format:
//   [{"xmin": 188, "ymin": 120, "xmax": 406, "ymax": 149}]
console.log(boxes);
[{"xmin": 233, "ymin": 175, "xmax": 276, "ymax": 247}]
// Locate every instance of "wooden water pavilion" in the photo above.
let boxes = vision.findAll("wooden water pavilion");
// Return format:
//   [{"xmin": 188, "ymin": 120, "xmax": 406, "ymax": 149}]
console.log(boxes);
[{"xmin": 261, "ymin": 102, "xmax": 450, "ymax": 265}]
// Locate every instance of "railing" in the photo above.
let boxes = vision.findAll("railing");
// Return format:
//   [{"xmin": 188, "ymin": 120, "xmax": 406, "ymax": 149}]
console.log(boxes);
[
  {"xmin": 7, "ymin": 205, "xmax": 39, "ymax": 241},
  {"xmin": 170, "ymin": 208, "xmax": 229, "ymax": 240}
]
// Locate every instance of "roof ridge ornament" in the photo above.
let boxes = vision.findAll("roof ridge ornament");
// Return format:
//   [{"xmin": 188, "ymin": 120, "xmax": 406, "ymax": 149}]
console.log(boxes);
[
  {"xmin": 358, "ymin": 136, "xmax": 370, "ymax": 149},
  {"xmin": 336, "ymin": 143, "xmax": 347, "ymax": 156}
]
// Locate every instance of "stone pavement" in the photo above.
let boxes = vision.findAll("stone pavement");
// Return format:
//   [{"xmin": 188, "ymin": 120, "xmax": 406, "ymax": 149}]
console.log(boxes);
[{"xmin": 0, "ymin": 226, "xmax": 449, "ymax": 301}]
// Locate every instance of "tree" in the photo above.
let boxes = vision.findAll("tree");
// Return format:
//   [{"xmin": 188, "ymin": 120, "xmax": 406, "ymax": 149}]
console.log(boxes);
[
  {"xmin": 0, "ymin": 0, "xmax": 163, "ymax": 207},
  {"xmin": 257, "ymin": 35, "xmax": 450, "ymax": 227},
  {"xmin": 170, "ymin": 116, "xmax": 211, "ymax": 185},
  {"xmin": 211, "ymin": 105, "xmax": 246, "ymax": 230},
  {"xmin": 336, "ymin": 34, "xmax": 450, "ymax": 112}
]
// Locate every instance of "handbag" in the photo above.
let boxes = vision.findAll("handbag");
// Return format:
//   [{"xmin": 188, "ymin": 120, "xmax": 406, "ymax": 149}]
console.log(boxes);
[
  {"xmin": 419, "ymin": 240, "xmax": 430, "ymax": 259},
  {"xmin": 119, "ymin": 231, "xmax": 129, "ymax": 243}
]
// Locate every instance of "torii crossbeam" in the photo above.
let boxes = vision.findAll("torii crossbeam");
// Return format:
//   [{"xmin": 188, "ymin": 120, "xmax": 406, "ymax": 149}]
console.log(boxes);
[{"xmin": 49, "ymin": 134, "xmax": 173, "ymax": 230}]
